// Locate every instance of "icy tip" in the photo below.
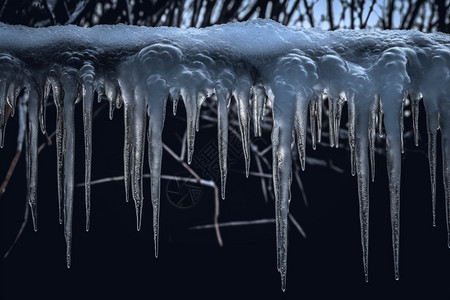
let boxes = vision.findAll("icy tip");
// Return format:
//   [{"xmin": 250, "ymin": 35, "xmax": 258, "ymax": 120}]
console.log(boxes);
[
  {"xmin": 154, "ymin": 244, "xmax": 159, "ymax": 259},
  {"xmin": 365, "ymin": 273, "xmax": 369, "ymax": 283},
  {"xmin": 66, "ymin": 255, "xmax": 71, "ymax": 269}
]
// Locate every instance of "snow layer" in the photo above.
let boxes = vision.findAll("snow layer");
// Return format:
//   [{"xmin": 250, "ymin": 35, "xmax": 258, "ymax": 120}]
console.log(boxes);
[{"xmin": 0, "ymin": 19, "xmax": 449, "ymax": 291}]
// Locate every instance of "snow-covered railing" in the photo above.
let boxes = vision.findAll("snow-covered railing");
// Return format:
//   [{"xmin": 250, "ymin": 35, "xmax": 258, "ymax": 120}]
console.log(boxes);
[{"xmin": 0, "ymin": 19, "xmax": 449, "ymax": 291}]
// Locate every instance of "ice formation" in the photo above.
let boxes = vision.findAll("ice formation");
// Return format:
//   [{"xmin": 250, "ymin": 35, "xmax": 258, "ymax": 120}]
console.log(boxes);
[{"xmin": 0, "ymin": 19, "xmax": 449, "ymax": 291}]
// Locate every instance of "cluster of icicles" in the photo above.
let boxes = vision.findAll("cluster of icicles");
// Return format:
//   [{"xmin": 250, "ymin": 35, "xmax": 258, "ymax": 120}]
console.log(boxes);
[{"xmin": 0, "ymin": 20, "xmax": 449, "ymax": 291}]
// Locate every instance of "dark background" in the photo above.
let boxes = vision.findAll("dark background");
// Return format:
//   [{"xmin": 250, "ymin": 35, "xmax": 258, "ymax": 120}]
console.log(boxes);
[{"xmin": 1, "ymin": 1, "xmax": 449, "ymax": 299}]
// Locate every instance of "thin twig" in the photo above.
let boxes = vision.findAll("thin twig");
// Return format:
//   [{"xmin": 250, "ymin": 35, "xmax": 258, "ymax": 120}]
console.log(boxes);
[
  {"xmin": 163, "ymin": 142, "xmax": 201, "ymax": 182},
  {"xmin": 75, "ymin": 173, "xmax": 224, "ymax": 247},
  {"xmin": 0, "ymin": 149, "xmax": 22, "ymax": 199},
  {"xmin": 3, "ymin": 198, "xmax": 29, "ymax": 259}
]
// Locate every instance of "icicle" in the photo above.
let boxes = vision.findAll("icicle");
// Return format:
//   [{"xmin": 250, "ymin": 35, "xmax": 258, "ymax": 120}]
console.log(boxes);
[
  {"xmin": 295, "ymin": 98, "xmax": 309, "ymax": 171},
  {"xmin": 170, "ymin": 87, "xmax": 180, "ymax": 116},
  {"xmin": 233, "ymin": 76, "xmax": 252, "ymax": 177},
  {"xmin": 26, "ymin": 83, "xmax": 41, "ymax": 232},
  {"xmin": 380, "ymin": 92, "xmax": 403, "ymax": 281},
  {"xmin": 48, "ymin": 72, "xmax": 65, "ymax": 224},
  {"xmin": 39, "ymin": 78, "xmax": 47, "ymax": 134},
  {"xmin": 181, "ymin": 89, "xmax": 197, "ymax": 165},
  {"xmin": 80, "ymin": 63, "xmax": 95, "ymax": 232},
  {"xmin": 439, "ymin": 101, "xmax": 450, "ymax": 247},
  {"xmin": 252, "ymin": 83, "xmax": 265, "ymax": 137},
  {"xmin": 353, "ymin": 95, "xmax": 371, "ymax": 283},
  {"xmin": 131, "ymin": 86, "xmax": 147, "ymax": 231},
  {"xmin": 348, "ymin": 93, "xmax": 356, "ymax": 176},
  {"xmin": 378, "ymin": 98, "xmax": 384, "ymax": 137},
  {"xmin": 122, "ymin": 98, "xmax": 133, "ymax": 204},
  {"xmin": 61, "ymin": 70, "xmax": 79, "ymax": 268},
  {"xmin": 7, "ymin": 80, "xmax": 22, "ymax": 118},
  {"xmin": 400, "ymin": 96, "xmax": 405, "ymax": 154},
  {"xmin": 424, "ymin": 98, "xmax": 439, "ymax": 227},
  {"xmin": 334, "ymin": 93, "xmax": 346, "ymax": 148},
  {"xmin": 327, "ymin": 93, "xmax": 335, "ymax": 148},
  {"xmin": 146, "ymin": 83, "xmax": 168, "ymax": 258},
  {"xmin": 271, "ymin": 88, "xmax": 296, "ymax": 292},
  {"xmin": 309, "ymin": 97, "xmax": 317, "ymax": 150},
  {"xmin": 105, "ymin": 79, "xmax": 117, "ymax": 120},
  {"xmin": 195, "ymin": 93, "xmax": 205, "ymax": 132},
  {"xmin": 317, "ymin": 93, "xmax": 323, "ymax": 143},
  {"xmin": 410, "ymin": 92, "xmax": 421, "ymax": 146},
  {"xmin": 368, "ymin": 96, "xmax": 379, "ymax": 182},
  {"xmin": 0, "ymin": 80, "xmax": 8, "ymax": 148},
  {"xmin": 216, "ymin": 87, "xmax": 229, "ymax": 199}
]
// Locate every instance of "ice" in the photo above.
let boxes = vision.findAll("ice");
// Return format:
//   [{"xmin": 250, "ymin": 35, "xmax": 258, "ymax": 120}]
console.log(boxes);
[
  {"xmin": 80, "ymin": 62, "xmax": 95, "ymax": 231},
  {"xmin": 0, "ymin": 19, "xmax": 449, "ymax": 290},
  {"xmin": 233, "ymin": 68, "xmax": 252, "ymax": 177}
]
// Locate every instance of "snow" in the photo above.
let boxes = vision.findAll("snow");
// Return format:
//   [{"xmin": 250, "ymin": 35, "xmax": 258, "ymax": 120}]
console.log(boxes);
[{"xmin": 0, "ymin": 19, "xmax": 449, "ymax": 291}]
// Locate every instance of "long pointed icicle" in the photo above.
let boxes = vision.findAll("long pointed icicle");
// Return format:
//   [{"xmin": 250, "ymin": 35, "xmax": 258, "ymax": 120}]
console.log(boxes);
[
  {"xmin": 26, "ymin": 84, "xmax": 40, "ymax": 231},
  {"xmin": 437, "ymin": 96, "xmax": 450, "ymax": 248},
  {"xmin": 234, "ymin": 76, "xmax": 252, "ymax": 177},
  {"xmin": 122, "ymin": 92, "xmax": 134, "ymax": 204},
  {"xmin": 216, "ymin": 87, "xmax": 229, "ymax": 200},
  {"xmin": 48, "ymin": 73, "xmax": 65, "ymax": 224},
  {"xmin": 147, "ymin": 83, "xmax": 168, "ymax": 258},
  {"xmin": 80, "ymin": 63, "xmax": 95, "ymax": 232},
  {"xmin": 354, "ymin": 95, "xmax": 371, "ymax": 283},
  {"xmin": 271, "ymin": 90, "xmax": 296, "ymax": 292},
  {"xmin": 381, "ymin": 93, "xmax": 403, "ymax": 281},
  {"xmin": 131, "ymin": 87, "xmax": 147, "ymax": 231},
  {"xmin": 424, "ymin": 98, "xmax": 439, "ymax": 227},
  {"xmin": 60, "ymin": 70, "xmax": 79, "ymax": 268}
]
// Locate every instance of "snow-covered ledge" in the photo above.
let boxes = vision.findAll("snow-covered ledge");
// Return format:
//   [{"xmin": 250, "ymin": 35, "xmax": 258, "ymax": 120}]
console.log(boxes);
[{"xmin": 0, "ymin": 19, "xmax": 449, "ymax": 291}]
